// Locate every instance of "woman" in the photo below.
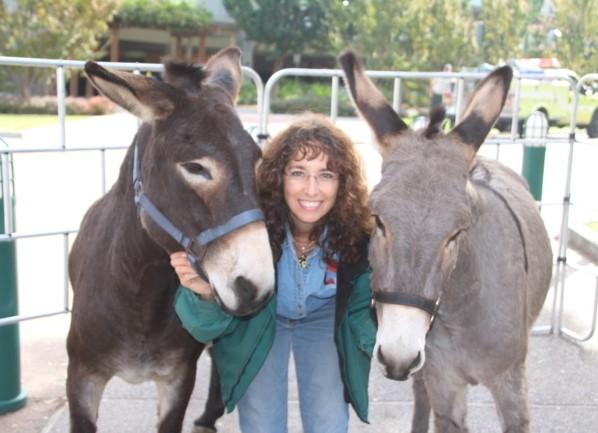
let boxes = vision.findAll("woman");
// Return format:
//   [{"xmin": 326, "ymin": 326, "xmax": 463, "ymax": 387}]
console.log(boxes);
[{"xmin": 172, "ymin": 114, "xmax": 375, "ymax": 433}]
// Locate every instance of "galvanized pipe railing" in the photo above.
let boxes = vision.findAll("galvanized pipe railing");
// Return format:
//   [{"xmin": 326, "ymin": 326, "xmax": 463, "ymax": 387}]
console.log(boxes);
[
  {"xmin": 0, "ymin": 56, "xmax": 264, "ymax": 327},
  {"xmin": 1, "ymin": 57, "xmax": 595, "ymax": 344},
  {"xmin": 259, "ymin": 67, "xmax": 592, "ymax": 340},
  {"xmin": 554, "ymin": 73, "xmax": 598, "ymax": 342}
]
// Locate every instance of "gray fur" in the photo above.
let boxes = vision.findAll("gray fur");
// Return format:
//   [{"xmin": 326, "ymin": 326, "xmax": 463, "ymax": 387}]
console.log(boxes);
[{"xmin": 341, "ymin": 54, "xmax": 552, "ymax": 433}]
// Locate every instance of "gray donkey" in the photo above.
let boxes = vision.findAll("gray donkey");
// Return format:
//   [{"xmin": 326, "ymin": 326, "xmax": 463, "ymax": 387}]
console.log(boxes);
[{"xmin": 340, "ymin": 51, "xmax": 552, "ymax": 433}]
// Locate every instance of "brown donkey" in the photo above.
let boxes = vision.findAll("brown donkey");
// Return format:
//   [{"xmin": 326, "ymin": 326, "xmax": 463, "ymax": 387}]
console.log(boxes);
[
  {"xmin": 67, "ymin": 48, "xmax": 275, "ymax": 433},
  {"xmin": 340, "ymin": 52, "xmax": 552, "ymax": 433}
]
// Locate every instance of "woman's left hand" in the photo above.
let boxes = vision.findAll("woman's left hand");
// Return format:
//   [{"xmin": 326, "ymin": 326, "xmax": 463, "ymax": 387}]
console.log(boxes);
[{"xmin": 170, "ymin": 252, "xmax": 214, "ymax": 300}]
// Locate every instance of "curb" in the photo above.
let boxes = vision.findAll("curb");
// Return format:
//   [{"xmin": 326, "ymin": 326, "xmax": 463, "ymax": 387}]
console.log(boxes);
[
  {"xmin": 40, "ymin": 403, "xmax": 67, "ymax": 433},
  {"xmin": 568, "ymin": 223, "xmax": 598, "ymax": 264}
]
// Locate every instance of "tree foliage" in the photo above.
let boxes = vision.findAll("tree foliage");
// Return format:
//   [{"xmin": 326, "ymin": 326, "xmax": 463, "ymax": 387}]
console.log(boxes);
[
  {"xmin": 0, "ymin": 0, "xmax": 118, "ymax": 99},
  {"xmin": 0, "ymin": 0, "xmax": 117, "ymax": 59},
  {"xmin": 476, "ymin": 0, "xmax": 530, "ymax": 64},
  {"xmin": 550, "ymin": 0, "xmax": 598, "ymax": 75},
  {"xmin": 223, "ymin": 0, "xmax": 331, "ymax": 71},
  {"xmin": 113, "ymin": 0, "xmax": 212, "ymax": 33},
  {"xmin": 328, "ymin": 0, "xmax": 476, "ymax": 71},
  {"xmin": 327, "ymin": 0, "xmax": 537, "ymax": 71}
]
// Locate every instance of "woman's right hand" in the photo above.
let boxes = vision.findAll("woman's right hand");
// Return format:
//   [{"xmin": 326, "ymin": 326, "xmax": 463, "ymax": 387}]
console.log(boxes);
[{"xmin": 170, "ymin": 252, "xmax": 214, "ymax": 301}]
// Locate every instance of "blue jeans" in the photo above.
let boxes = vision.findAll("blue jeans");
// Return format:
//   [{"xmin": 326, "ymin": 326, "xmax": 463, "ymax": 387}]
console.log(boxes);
[{"xmin": 237, "ymin": 299, "xmax": 348, "ymax": 433}]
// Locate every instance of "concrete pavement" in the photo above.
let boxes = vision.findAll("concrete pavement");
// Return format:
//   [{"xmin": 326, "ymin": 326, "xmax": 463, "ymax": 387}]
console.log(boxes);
[
  {"xmin": 0, "ymin": 110, "xmax": 597, "ymax": 432},
  {"xmin": 2, "ymin": 295, "xmax": 598, "ymax": 433}
]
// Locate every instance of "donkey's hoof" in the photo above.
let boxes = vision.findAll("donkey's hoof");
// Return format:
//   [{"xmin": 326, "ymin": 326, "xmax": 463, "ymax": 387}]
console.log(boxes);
[{"xmin": 192, "ymin": 425, "xmax": 217, "ymax": 433}]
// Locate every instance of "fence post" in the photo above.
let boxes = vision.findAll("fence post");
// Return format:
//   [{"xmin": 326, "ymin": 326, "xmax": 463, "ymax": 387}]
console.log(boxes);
[
  {"xmin": 0, "ymin": 150, "xmax": 27, "ymax": 414},
  {"xmin": 522, "ymin": 111, "xmax": 549, "ymax": 201}
]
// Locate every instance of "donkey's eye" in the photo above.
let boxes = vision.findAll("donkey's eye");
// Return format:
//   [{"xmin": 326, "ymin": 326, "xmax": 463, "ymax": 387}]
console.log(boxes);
[
  {"xmin": 444, "ymin": 230, "xmax": 462, "ymax": 250},
  {"xmin": 373, "ymin": 215, "xmax": 386, "ymax": 236},
  {"xmin": 181, "ymin": 162, "xmax": 212, "ymax": 180}
]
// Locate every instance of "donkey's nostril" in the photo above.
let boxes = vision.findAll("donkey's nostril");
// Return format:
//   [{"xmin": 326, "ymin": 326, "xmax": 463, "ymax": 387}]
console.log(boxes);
[
  {"xmin": 234, "ymin": 276, "xmax": 258, "ymax": 304},
  {"xmin": 408, "ymin": 351, "xmax": 422, "ymax": 372},
  {"xmin": 376, "ymin": 346, "xmax": 387, "ymax": 365}
]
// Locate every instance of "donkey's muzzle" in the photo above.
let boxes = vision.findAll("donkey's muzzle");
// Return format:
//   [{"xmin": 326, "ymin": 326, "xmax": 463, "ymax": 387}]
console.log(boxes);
[
  {"xmin": 378, "ymin": 346, "xmax": 422, "ymax": 381},
  {"xmin": 227, "ymin": 276, "xmax": 272, "ymax": 317}
]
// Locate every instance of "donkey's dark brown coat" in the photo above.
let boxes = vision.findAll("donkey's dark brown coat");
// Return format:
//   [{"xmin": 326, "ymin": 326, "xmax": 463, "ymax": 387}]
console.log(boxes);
[{"xmin": 67, "ymin": 48, "xmax": 274, "ymax": 433}]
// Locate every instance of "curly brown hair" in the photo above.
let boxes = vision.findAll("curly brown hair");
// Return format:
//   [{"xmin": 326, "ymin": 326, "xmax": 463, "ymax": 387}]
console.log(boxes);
[{"xmin": 258, "ymin": 113, "xmax": 371, "ymax": 263}]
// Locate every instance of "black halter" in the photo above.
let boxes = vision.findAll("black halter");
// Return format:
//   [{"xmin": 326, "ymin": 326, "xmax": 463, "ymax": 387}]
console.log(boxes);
[
  {"xmin": 132, "ymin": 144, "xmax": 265, "ymax": 281},
  {"xmin": 370, "ymin": 172, "xmax": 529, "ymax": 331},
  {"xmin": 372, "ymin": 290, "xmax": 441, "ymax": 331}
]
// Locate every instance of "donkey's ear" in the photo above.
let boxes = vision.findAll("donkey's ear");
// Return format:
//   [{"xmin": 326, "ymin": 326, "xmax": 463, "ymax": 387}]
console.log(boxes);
[
  {"xmin": 85, "ymin": 61, "xmax": 174, "ymax": 123},
  {"xmin": 204, "ymin": 47, "xmax": 242, "ymax": 105},
  {"xmin": 450, "ymin": 66, "xmax": 513, "ymax": 159},
  {"xmin": 339, "ymin": 50, "xmax": 408, "ymax": 150}
]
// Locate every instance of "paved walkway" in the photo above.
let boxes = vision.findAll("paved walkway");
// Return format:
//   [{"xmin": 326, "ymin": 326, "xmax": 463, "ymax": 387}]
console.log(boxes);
[
  {"xmin": 0, "ymin": 111, "xmax": 597, "ymax": 433},
  {"xmin": 2, "ymin": 297, "xmax": 598, "ymax": 433}
]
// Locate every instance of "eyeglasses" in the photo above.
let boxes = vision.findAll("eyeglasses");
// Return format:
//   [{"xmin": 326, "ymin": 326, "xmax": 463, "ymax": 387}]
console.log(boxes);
[{"xmin": 284, "ymin": 168, "xmax": 339, "ymax": 185}]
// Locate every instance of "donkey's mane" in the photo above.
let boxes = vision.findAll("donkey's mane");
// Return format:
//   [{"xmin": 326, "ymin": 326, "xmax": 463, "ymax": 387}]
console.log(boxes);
[
  {"xmin": 163, "ymin": 59, "xmax": 208, "ymax": 91},
  {"xmin": 423, "ymin": 106, "xmax": 447, "ymax": 138}
]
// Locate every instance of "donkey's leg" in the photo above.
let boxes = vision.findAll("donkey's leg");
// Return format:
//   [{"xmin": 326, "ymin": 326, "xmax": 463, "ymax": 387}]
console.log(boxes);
[
  {"xmin": 194, "ymin": 354, "xmax": 225, "ymax": 432},
  {"xmin": 66, "ymin": 360, "xmax": 110, "ymax": 433},
  {"xmin": 424, "ymin": 373, "xmax": 470, "ymax": 433},
  {"xmin": 487, "ymin": 360, "xmax": 530, "ymax": 433},
  {"xmin": 155, "ymin": 361, "xmax": 197, "ymax": 433},
  {"xmin": 411, "ymin": 371, "xmax": 431, "ymax": 433}
]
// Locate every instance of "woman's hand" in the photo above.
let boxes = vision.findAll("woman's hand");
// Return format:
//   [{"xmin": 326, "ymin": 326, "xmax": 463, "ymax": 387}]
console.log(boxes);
[{"xmin": 170, "ymin": 252, "xmax": 214, "ymax": 301}]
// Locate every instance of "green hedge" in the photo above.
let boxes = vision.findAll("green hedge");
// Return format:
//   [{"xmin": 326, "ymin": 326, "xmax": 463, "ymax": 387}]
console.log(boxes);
[
  {"xmin": 238, "ymin": 80, "xmax": 257, "ymax": 105},
  {"xmin": 113, "ymin": 0, "xmax": 212, "ymax": 32},
  {"xmin": 0, "ymin": 96, "xmax": 115, "ymax": 115},
  {"xmin": 269, "ymin": 79, "xmax": 356, "ymax": 116}
]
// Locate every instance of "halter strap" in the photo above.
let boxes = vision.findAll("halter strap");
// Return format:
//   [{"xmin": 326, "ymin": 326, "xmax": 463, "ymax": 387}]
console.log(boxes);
[
  {"xmin": 197, "ymin": 209, "xmax": 265, "ymax": 246},
  {"xmin": 132, "ymin": 144, "xmax": 264, "ymax": 280},
  {"xmin": 472, "ymin": 178, "xmax": 529, "ymax": 273},
  {"xmin": 372, "ymin": 290, "xmax": 440, "ymax": 316}
]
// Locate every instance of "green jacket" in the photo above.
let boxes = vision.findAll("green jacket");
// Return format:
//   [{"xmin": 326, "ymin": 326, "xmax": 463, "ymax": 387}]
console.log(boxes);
[{"xmin": 174, "ymin": 241, "xmax": 376, "ymax": 422}]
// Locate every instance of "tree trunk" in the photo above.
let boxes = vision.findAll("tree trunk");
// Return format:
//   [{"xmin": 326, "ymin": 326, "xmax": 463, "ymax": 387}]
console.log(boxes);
[
  {"xmin": 185, "ymin": 38, "xmax": 193, "ymax": 63},
  {"xmin": 18, "ymin": 69, "xmax": 34, "ymax": 101},
  {"xmin": 109, "ymin": 26, "xmax": 119, "ymax": 62},
  {"xmin": 197, "ymin": 31, "xmax": 207, "ymax": 63},
  {"xmin": 272, "ymin": 55, "xmax": 287, "ymax": 73},
  {"xmin": 85, "ymin": 79, "xmax": 94, "ymax": 97},
  {"xmin": 69, "ymin": 72, "xmax": 80, "ymax": 97},
  {"xmin": 175, "ymin": 35, "xmax": 183, "ymax": 60}
]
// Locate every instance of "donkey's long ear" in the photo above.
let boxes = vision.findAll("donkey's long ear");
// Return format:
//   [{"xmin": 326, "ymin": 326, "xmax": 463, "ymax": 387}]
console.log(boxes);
[
  {"xmin": 85, "ymin": 62, "xmax": 174, "ymax": 123},
  {"xmin": 204, "ymin": 47, "xmax": 242, "ymax": 105},
  {"xmin": 450, "ymin": 66, "xmax": 513, "ymax": 160},
  {"xmin": 339, "ymin": 50, "xmax": 408, "ymax": 150}
]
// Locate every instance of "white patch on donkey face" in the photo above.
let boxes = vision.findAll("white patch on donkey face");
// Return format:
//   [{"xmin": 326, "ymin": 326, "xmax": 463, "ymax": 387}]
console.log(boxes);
[
  {"xmin": 204, "ymin": 221, "xmax": 274, "ymax": 314},
  {"xmin": 375, "ymin": 304, "xmax": 429, "ymax": 380}
]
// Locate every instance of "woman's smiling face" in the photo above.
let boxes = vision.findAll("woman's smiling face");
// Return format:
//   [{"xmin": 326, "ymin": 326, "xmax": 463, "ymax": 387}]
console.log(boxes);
[{"xmin": 283, "ymin": 152, "xmax": 339, "ymax": 233}]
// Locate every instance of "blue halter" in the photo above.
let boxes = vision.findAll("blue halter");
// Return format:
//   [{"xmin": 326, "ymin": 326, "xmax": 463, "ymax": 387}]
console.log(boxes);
[{"xmin": 132, "ymin": 144, "xmax": 265, "ymax": 282}]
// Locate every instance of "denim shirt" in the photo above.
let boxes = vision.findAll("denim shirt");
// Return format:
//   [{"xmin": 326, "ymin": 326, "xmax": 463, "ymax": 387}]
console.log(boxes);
[{"xmin": 276, "ymin": 227, "xmax": 338, "ymax": 319}]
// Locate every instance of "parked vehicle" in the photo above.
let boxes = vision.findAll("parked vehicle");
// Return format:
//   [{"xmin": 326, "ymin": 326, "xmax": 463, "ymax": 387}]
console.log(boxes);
[
  {"xmin": 446, "ymin": 59, "xmax": 598, "ymax": 138},
  {"xmin": 497, "ymin": 63, "xmax": 598, "ymax": 137}
]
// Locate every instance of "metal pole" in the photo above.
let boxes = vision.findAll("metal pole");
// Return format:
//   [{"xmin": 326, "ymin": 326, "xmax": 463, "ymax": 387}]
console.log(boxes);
[
  {"xmin": 454, "ymin": 78, "xmax": 465, "ymax": 124},
  {"xmin": 392, "ymin": 78, "xmax": 401, "ymax": 113},
  {"xmin": 555, "ymin": 80, "xmax": 582, "ymax": 336},
  {"xmin": 0, "ymin": 150, "xmax": 27, "ymax": 413},
  {"xmin": 510, "ymin": 78, "xmax": 522, "ymax": 139},
  {"xmin": 56, "ymin": 66, "xmax": 66, "ymax": 149},
  {"xmin": 330, "ymin": 75, "xmax": 339, "ymax": 122},
  {"xmin": 100, "ymin": 148, "xmax": 107, "ymax": 195},
  {"xmin": 521, "ymin": 111, "xmax": 548, "ymax": 201}
]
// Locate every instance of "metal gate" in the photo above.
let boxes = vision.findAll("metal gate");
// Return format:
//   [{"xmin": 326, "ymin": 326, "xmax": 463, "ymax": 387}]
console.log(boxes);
[
  {"xmin": 0, "ymin": 57, "xmax": 263, "ymax": 328},
  {"xmin": 0, "ymin": 57, "xmax": 597, "ymax": 343}
]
